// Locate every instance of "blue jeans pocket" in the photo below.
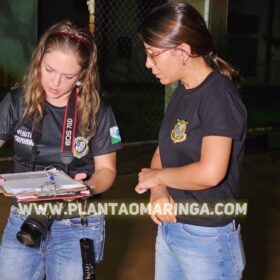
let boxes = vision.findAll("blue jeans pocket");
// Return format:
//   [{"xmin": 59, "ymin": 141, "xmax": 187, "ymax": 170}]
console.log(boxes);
[
  {"xmin": 227, "ymin": 225, "xmax": 246, "ymax": 276},
  {"xmin": 63, "ymin": 216, "xmax": 105, "ymax": 263},
  {"xmin": 64, "ymin": 215, "xmax": 104, "ymax": 228},
  {"xmin": 180, "ymin": 223, "xmax": 218, "ymax": 242}
]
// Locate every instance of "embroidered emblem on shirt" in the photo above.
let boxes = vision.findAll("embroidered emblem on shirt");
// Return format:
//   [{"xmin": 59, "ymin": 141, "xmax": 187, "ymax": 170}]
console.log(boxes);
[
  {"xmin": 171, "ymin": 119, "xmax": 188, "ymax": 143},
  {"xmin": 73, "ymin": 137, "xmax": 89, "ymax": 158},
  {"xmin": 110, "ymin": 126, "xmax": 121, "ymax": 144}
]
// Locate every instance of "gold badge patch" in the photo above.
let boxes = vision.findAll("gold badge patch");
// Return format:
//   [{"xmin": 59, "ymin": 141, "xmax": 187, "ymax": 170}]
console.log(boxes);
[
  {"xmin": 73, "ymin": 137, "xmax": 89, "ymax": 158},
  {"xmin": 171, "ymin": 119, "xmax": 188, "ymax": 143}
]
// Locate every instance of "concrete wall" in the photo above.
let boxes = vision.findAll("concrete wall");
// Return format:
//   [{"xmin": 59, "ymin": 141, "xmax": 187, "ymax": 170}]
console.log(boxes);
[
  {"xmin": 0, "ymin": 0, "xmax": 37, "ymax": 88},
  {"xmin": 209, "ymin": 0, "xmax": 227, "ymax": 48},
  {"xmin": 165, "ymin": 0, "xmax": 207, "ymax": 109}
]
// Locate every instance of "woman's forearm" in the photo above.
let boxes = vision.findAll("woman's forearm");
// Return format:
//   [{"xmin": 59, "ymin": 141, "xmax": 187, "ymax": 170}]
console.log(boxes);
[
  {"xmin": 156, "ymin": 161, "xmax": 219, "ymax": 191},
  {"xmin": 151, "ymin": 146, "xmax": 162, "ymax": 169},
  {"xmin": 87, "ymin": 167, "xmax": 116, "ymax": 195}
]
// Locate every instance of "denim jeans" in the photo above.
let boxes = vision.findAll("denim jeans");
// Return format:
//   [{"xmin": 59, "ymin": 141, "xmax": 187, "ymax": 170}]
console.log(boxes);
[
  {"xmin": 155, "ymin": 221, "xmax": 245, "ymax": 280},
  {"xmin": 0, "ymin": 205, "xmax": 105, "ymax": 280}
]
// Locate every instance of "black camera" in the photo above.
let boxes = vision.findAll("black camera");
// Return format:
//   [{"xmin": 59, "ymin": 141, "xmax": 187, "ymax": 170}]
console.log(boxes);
[
  {"xmin": 17, "ymin": 215, "xmax": 52, "ymax": 247},
  {"xmin": 16, "ymin": 170, "xmax": 56, "ymax": 247}
]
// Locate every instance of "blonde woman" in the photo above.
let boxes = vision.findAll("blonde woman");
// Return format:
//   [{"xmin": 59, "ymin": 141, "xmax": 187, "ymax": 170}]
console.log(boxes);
[{"xmin": 0, "ymin": 21, "xmax": 122, "ymax": 279}]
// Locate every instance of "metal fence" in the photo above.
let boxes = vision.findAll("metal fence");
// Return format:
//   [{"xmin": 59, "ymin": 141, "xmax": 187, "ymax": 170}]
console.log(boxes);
[
  {"xmin": 2, "ymin": 0, "xmax": 276, "ymax": 145},
  {"xmin": 94, "ymin": 0, "xmax": 167, "ymax": 142}
]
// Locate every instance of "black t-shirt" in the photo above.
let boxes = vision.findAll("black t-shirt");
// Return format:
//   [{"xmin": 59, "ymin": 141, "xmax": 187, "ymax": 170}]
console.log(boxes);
[
  {"xmin": 159, "ymin": 71, "xmax": 247, "ymax": 226},
  {"xmin": 0, "ymin": 89, "xmax": 123, "ymax": 178}
]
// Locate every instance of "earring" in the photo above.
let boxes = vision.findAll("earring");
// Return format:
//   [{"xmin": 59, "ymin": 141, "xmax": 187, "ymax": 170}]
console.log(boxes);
[{"xmin": 76, "ymin": 80, "xmax": 82, "ymax": 87}]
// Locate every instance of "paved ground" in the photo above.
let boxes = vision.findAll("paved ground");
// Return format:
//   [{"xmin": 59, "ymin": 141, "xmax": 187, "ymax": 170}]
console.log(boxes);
[{"xmin": 0, "ymin": 143, "xmax": 279, "ymax": 280}]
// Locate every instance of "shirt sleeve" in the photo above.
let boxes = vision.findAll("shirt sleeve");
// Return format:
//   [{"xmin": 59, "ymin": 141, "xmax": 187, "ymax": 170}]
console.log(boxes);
[
  {"xmin": 90, "ymin": 102, "xmax": 123, "ymax": 156},
  {"xmin": 0, "ymin": 91, "xmax": 21, "ymax": 140},
  {"xmin": 199, "ymin": 86, "xmax": 247, "ymax": 140}
]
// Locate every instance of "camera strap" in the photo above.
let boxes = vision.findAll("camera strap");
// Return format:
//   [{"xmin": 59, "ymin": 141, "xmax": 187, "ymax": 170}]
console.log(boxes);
[
  {"xmin": 30, "ymin": 114, "xmax": 43, "ymax": 171},
  {"xmin": 30, "ymin": 87, "xmax": 78, "ymax": 174},
  {"xmin": 60, "ymin": 87, "xmax": 78, "ymax": 174}
]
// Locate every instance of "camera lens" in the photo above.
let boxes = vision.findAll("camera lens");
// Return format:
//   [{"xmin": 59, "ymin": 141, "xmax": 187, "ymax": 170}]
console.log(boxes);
[{"xmin": 16, "ymin": 216, "xmax": 51, "ymax": 247}]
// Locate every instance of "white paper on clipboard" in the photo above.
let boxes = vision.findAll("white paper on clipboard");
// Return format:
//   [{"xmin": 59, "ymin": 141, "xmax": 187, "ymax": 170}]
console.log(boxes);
[{"xmin": 0, "ymin": 169, "xmax": 84, "ymax": 195}]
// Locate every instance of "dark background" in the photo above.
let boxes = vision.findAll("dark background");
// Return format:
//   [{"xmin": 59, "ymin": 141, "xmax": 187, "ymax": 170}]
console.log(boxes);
[{"xmin": 0, "ymin": 0, "xmax": 279, "ymax": 279}]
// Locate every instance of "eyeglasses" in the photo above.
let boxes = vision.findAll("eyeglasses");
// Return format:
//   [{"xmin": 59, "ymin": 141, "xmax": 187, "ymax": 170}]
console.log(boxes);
[{"xmin": 144, "ymin": 47, "xmax": 175, "ymax": 65}]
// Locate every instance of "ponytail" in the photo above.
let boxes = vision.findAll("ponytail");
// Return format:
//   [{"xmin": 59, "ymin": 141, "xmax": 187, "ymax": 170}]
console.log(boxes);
[{"xmin": 208, "ymin": 52, "xmax": 241, "ymax": 88}]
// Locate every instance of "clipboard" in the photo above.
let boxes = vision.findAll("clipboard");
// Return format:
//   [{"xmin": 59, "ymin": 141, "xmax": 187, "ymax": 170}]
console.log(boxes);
[{"xmin": 0, "ymin": 169, "xmax": 90, "ymax": 202}]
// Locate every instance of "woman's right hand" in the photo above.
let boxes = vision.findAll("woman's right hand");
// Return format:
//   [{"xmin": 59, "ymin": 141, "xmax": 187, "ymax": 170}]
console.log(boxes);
[{"xmin": 150, "ymin": 185, "xmax": 176, "ymax": 225}]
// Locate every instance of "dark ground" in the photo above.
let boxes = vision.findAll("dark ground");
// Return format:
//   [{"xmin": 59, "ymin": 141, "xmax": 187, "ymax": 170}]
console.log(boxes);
[{"xmin": 0, "ymin": 142, "xmax": 279, "ymax": 280}]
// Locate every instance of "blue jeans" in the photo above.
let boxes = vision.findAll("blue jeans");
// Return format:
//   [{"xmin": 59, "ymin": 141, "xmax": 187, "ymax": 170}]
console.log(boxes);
[
  {"xmin": 0, "ymin": 206, "xmax": 105, "ymax": 280},
  {"xmin": 155, "ymin": 221, "xmax": 245, "ymax": 280}
]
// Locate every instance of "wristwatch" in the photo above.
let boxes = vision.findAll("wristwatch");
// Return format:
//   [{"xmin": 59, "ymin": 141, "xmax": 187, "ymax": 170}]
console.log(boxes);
[{"xmin": 84, "ymin": 181, "xmax": 95, "ymax": 195}]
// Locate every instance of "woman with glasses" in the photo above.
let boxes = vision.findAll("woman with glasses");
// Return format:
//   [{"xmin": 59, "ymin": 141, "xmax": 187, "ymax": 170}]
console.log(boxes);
[{"xmin": 135, "ymin": 1, "xmax": 247, "ymax": 279}]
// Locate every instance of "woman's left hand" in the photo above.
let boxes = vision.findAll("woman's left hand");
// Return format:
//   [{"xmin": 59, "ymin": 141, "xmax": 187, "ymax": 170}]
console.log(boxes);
[
  {"xmin": 135, "ymin": 168, "xmax": 161, "ymax": 194},
  {"xmin": 74, "ymin": 173, "xmax": 87, "ymax": 182},
  {"xmin": 62, "ymin": 173, "xmax": 87, "ymax": 201}
]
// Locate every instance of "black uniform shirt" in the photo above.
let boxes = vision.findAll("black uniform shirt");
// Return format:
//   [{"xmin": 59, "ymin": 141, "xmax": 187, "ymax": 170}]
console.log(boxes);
[
  {"xmin": 0, "ymin": 89, "xmax": 122, "ymax": 178},
  {"xmin": 159, "ymin": 71, "xmax": 247, "ymax": 226}
]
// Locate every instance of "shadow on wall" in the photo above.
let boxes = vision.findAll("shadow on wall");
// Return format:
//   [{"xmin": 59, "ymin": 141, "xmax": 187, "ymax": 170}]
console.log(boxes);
[
  {"xmin": 0, "ymin": 0, "xmax": 37, "ymax": 84},
  {"xmin": 0, "ymin": 66, "xmax": 17, "ymax": 97}
]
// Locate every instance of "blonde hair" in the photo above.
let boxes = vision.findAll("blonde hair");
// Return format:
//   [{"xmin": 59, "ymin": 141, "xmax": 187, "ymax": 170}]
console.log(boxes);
[{"xmin": 22, "ymin": 21, "xmax": 100, "ymax": 137}]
